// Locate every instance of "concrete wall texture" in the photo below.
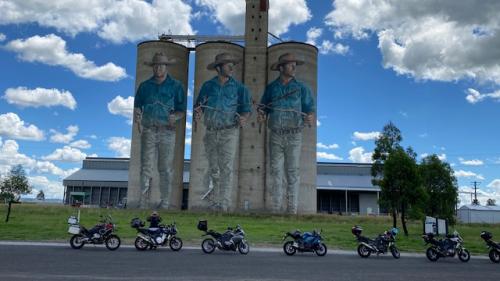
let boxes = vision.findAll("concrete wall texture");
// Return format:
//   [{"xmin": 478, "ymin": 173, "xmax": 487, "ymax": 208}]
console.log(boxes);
[{"xmin": 128, "ymin": 41, "xmax": 189, "ymax": 209}]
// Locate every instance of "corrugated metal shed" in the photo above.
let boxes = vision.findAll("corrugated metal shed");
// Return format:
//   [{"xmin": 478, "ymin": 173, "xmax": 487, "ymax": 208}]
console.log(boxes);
[{"xmin": 457, "ymin": 204, "xmax": 500, "ymax": 224}]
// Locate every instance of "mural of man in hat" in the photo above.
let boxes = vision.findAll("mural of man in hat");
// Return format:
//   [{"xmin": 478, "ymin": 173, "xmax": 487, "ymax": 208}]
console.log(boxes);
[
  {"xmin": 258, "ymin": 53, "xmax": 315, "ymax": 214},
  {"xmin": 134, "ymin": 52, "xmax": 186, "ymax": 209},
  {"xmin": 194, "ymin": 52, "xmax": 252, "ymax": 211}
]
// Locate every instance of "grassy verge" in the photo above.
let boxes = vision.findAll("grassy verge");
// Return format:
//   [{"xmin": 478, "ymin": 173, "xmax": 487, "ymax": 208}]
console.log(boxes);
[{"xmin": 1, "ymin": 203, "xmax": 498, "ymax": 255}]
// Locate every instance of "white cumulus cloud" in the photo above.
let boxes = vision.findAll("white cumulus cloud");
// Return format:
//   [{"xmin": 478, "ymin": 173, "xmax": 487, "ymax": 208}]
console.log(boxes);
[
  {"xmin": 352, "ymin": 131, "xmax": 381, "ymax": 141},
  {"xmin": 458, "ymin": 157, "xmax": 484, "ymax": 166},
  {"xmin": 0, "ymin": 33, "xmax": 6, "ymax": 41},
  {"xmin": 0, "ymin": 112, "xmax": 44, "ymax": 141},
  {"xmin": 325, "ymin": 0, "xmax": 500, "ymax": 98},
  {"xmin": 50, "ymin": 125, "xmax": 78, "ymax": 144},
  {"xmin": 28, "ymin": 176, "xmax": 65, "ymax": 199},
  {"xmin": 317, "ymin": 151, "xmax": 343, "ymax": 161},
  {"xmin": 107, "ymin": 137, "xmax": 130, "ymax": 157},
  {"xmin": 108, "ymin": 95, "xmax": 134, "ymax": 124},
  {"xmin": 42, "ymin": 146, "xmax": 87, "ymax": 162},
  {"xmin": 317, "ymin": 142, "xmax": 339, "ymax": 150},
  {"xmin": 69, "ymin": 140, "xmax": 91, "ymax": 149},
  {"xmin": 349, "ymin": 147, "xmax": 373, "ymax": 163},
  {"xmin": 5, "ymin": 34, "xmax": 127, "ymax": 81},
  {"xmin": 4, "ymin": 87, "xmax": 76, "ymax": 109},
  {"xmin": 465, "ymin": 88, "xmax": 500, "ymax": 104},
  {"xmin": 454, "ymin": 170, "xmax": 484, "ymax": 180},
  {"xmin": 487, "ymin": 179, "xmax": 500, "ymax": 193},
  {"xmin": 0, "ymin": 0, "xmax": 194, "ymax": 43}
]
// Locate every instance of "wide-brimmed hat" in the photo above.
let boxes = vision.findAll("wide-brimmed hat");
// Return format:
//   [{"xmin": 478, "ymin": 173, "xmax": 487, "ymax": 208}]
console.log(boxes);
[
  {"xmin": 144, "ymin": 52, "xmax": 176, "ymax": 66},
  {"xmin": 270, "ymin": 53, "xmax": 304, "ymax": 71},
  {"xmin": 207, "ymin": 53, "xmax": 240, "ymax": 70}
]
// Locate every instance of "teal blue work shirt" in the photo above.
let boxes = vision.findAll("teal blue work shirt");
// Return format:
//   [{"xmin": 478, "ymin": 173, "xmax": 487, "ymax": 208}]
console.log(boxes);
[
  {"xmin": 195, "ymin": 76, "xmax": 252, "ymax": 129},
  {"xmin": 134, "ymin": 75, "xmax": 186, "ymax": 127},
  {"xmin": 260, "ymin": 77, "xmax": 315, "ymax": 130}
]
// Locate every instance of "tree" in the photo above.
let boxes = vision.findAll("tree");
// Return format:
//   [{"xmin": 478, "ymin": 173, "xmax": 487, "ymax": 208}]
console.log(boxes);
[
  {"xmin": 419, "ymin": 155, "xmax": 458, "ymax": 224},
  {"xmin": 36, "ymin": 190, "xmax": 45, "ymax": 201},
  {"xmin": 383, "ymin": 147, "xmax": 423, "ymax": 236},
  {"xmin": 371, "ymin": 122, "xmax": 403, "ymax": 228},
  {"xmin": 487, "ymin": 198, "xmax": 496, "ymax": 206},
  {"xmin": 1, "ymin": 165, "xmax": 32, "ymax": 222}
]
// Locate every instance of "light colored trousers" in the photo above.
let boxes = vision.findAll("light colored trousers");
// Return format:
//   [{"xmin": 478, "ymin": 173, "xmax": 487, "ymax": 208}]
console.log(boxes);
[
  {"xmin": 140, "ymin": 127, "xmax": 175, "ymax": 208},
  {"xmin": 269, "ymin": 131, "xmax": 302, "ymax": 214},
  {"xmin": 203, "ymin": 127, "xmax": 239, "ymax": 211}
]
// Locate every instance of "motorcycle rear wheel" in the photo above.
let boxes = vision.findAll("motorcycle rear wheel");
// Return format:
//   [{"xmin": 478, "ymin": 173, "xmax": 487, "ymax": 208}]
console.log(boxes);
[
  {"xmin": 105, "ymin": 235, "xmax": 121, "ymax": 251},
  {"xmin": 69, "ymin": 234, "xmax": 85, "ymax": 249},
  {"xmin": 426, "ymin": 247, "xmax": 439, "ymax": 262},
  {"xmin": 357, "ymin": 244, "xmax": 371, "ymax": 258},
  {"xmin": 169, "ymin": 237, "xmax": 183, "ymax": 251},
  {"xmin": 390, "ymin": 246, "xmax": 400, "ymax": 259},
  {"xmin": 238, "ymin": 241, "xmax": 250, "ymax": 255},
  {"xmin": 489, "ymin": 249, "xmax": 500, "ymax": 263},
  {"xmin": 458, "ymin": 249, "xmax": 470, "ymax": 262},
  {"xmin": 201, "ymin": 238, "xmax": 216, "ymax": 254},
  {"xmin": 134, "ymin": 237, "xmax": 149, "ymax": 251},
  {"xmin": 315, "ymin": 243, "xmax": 327, "ymax": 256},
  {"xmin": 283, "ymin": 241, "xmax": 296, "ymax": 256}
]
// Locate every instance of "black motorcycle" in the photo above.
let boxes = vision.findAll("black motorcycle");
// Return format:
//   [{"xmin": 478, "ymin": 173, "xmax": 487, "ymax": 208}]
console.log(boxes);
[
  {"xmin": 352, "ymin": 225, "xmax": 400, "ymax": 259},
  {"xmin": 422, "ymin": 231, "xmax": 470, "ymax": 262},
  {"xmin": 67, "ymin": 214, "xmax": 121, "ymax": 250},
  {"xmin": 282, "ymin": 229, "xmax": 327, "ymax": 256},
  {"xmin": 130, "ymin": 218, "xmax": 183, "ymax": 251},
  {"xmin": 197, "ymin": 220, "xmax": 249, "ymax": 254},
  {"xmin": 480, "ymin": 231, "xmax": 500, "ymax": 263}
]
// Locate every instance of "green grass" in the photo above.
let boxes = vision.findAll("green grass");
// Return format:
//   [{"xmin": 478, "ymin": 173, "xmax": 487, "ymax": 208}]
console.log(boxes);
[{"xmin": 1, "ymin": 203, "xmax": 498, "ymax": 255}]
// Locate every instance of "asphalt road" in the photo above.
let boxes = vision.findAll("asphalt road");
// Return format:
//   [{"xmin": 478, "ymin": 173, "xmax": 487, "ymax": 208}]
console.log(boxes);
[{"xmin": 0, "ymin": 244, "xmax": 498, "ymax": 281}]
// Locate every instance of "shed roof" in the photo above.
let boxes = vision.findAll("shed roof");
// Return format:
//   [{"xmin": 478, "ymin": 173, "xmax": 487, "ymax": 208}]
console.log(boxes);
[{"xmin": 458, "ymin": 204, "xmax": 500, "ymax": 211}]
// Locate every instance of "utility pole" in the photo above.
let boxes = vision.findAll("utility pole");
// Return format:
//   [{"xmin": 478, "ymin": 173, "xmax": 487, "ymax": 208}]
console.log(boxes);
[{"xmin": 471, "ymin": 181, "xmax": 480, "ymax": 205}]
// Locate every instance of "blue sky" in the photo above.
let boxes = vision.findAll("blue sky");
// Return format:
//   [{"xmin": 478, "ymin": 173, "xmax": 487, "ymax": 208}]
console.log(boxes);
[{"xmin": 0, "ymin": 0, "xmax": 499, "ymax": 204}]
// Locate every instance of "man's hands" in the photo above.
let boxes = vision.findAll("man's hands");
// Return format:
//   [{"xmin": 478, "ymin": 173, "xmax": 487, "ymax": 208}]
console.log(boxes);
[
  {"xmin": 304, "ymin": 113, "xmax": 315, "ymax": 126},
  {"xmin": 194, "ymin": 106, "xmax": 202, "ymax": 122},
  {"xmin": 257, "ymin": 109, "xmax": 266, "ymax": 123}
]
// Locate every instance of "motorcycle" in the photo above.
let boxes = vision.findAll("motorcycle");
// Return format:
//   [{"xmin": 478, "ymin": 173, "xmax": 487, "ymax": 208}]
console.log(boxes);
[
  {"xmin": 130, "ymin": 218, "xmax": 183, "ymax": 251},
  {"xmin": 67, "ymin": 214, "xmax": 121, "ymax": 250},
  {"xmin": 422, "ymin": 230, "xmax": 470, "ymax": 262},
  {"xmin": 197, "ymin": 220, "xmax": 249, "ymax": 254},
  {"xmin": 352, "ymin": 225, "xmax": 400, "ymax": 259},
  {"xmin": 480, "ymin": 231, "xmax": 500, "ymax": 263},
  {"xmin": 282, "ymin": 229, "xmax": 327, "ymax": 256}
]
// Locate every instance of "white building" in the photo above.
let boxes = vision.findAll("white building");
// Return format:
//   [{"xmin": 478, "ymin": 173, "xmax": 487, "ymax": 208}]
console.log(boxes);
[{"xmin": 457, "ymin": 204, "xmax": 500, "ymax": 224}]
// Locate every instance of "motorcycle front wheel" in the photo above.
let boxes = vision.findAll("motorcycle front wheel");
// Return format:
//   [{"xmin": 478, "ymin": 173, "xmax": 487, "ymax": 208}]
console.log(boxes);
[
  {"xmin": 169, "ymin": 237, "xmax": 183, "ymax": 251},
  {"xmin": 134, "ymin": 237, "xmax": 149, "ymax": 251},
  {"xmin": 315, "ymin": 243, "xmax": 327, "ymax": 256},
  {"xmin": 105, "ymin": 235, "xmax": 121, "ymax": 251},
  {"xmin": 283, "ymin": 241, "xmax": 296, "ymax": 256},
  {"xmin": 390, "ymin": 245, "xmax": 400, "ymax": 259},
  {"xmin": 69, "ymin": 234, "xmax": 85, "ymax": 249},
  {"xmin": 458, "ymin": 249, "xmax": 470, "ymax": 262},
  {"xmin": 201, "ymin": 238, "xmax": 216, "ymax": 254},
  {"xmin": 238, "ymin": 240, "xmax": 250, "ymax": 255},
  {"xmin": 357, "ymin": 244, "xmax": 371, "ymax": 258},
  {"xmin": 489, "ymin": 249, "xmax": 500, "ymax": 263},
  {"xmin": 426, "ymin": 247, "xmax": 439, "ymax": 262}
]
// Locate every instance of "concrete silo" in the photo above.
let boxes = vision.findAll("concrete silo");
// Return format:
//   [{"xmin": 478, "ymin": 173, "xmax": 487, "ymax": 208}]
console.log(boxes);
[
  {"xmin": 265, "ymin": 42, "xmax": 318, "ymax": 214},
  {"xmin": 128, "ymin": 40, "xmax": 189, "ymax": 209},
  {"xmin": 188, "ymin": 42, "xmax": 245, "ymax": 211}
]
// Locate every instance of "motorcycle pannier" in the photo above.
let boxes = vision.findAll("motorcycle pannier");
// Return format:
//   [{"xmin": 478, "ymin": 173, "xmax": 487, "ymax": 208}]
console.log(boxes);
[
  {"xmin": 130, "ymin": 218, "xmax": 145, "ymax": 228},
  {"xmin": 480, "ymin": 231, "xmax": 492, "ymax": 240},
  {"xmin": 68, "ymin": 225, "xmax": 80, "ymax": 234},
  {"xmin": 351, "ymin": 225, "xmax": 363, "ymax": 236},
  {"xmin": 198, "ymin": 220, "xmax": 208, "ymax": 232}
]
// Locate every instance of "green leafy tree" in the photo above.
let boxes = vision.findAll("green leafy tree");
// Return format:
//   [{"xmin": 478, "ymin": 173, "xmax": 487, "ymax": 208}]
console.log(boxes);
[
  {"xmin": 1, "ymin": 165, "xmax": 32, "ymax": 222},
  {"xmin": 383, "ymin": 147, "xmax": 423, "ymax": 236},
  {"xmin": 419, "ymin": 155, "xmax": 458, "ymax": 224},
  {"xmin": 36, "ymin": 190, "xmax": 45, "ymax": 201},
  {"xmin": 487, "ymin": 198, "xmax": 496, "ymax": 206},
  {"xmin": 371, "ymin": 122, "xmax": 403, "ymax": 228}
]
